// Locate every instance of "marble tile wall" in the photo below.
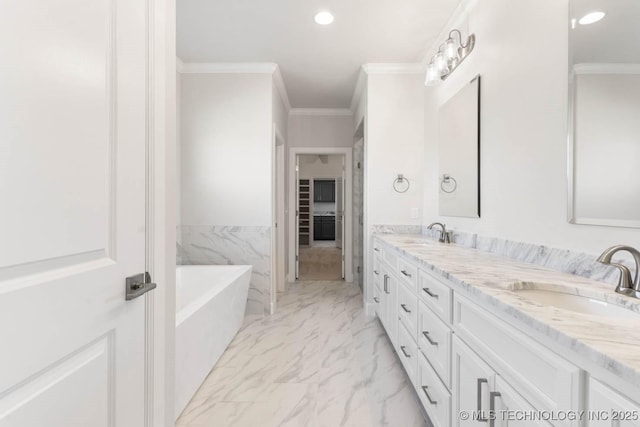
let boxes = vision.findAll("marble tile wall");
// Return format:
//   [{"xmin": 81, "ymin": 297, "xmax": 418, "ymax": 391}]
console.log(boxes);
[
  {"xmin": 371, "ymin": 224, "xmax": 423, "ymax": 235},
  {"xmin": 179, "ymin": 226, "xmax": 271, "ymax": 315},
  {"xmin": 421, "ymin": 226, "xmax": 624, "ymax": 285}
]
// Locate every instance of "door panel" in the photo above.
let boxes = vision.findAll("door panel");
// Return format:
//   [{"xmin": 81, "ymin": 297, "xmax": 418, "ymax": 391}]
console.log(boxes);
[{"xmin": 0, "ymin": 0, "xmax": 148, "ymax": 425}]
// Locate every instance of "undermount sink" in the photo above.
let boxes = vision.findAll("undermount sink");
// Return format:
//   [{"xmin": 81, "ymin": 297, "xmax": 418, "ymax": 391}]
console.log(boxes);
[{"xmin": 514, "ymin": 289, "xmax": 640, "ymax": 320}]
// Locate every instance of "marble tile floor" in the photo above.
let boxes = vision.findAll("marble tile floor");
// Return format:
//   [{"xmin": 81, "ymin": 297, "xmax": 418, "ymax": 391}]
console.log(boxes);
[{"xmin": 177, "ymin": 280, "xmax": 430, "ymax": 427}]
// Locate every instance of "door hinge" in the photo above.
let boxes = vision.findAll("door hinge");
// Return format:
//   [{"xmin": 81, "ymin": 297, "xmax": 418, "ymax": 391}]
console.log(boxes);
[
  {"xmin": 125, "ymin": 272, "xmax": 157, "ymax": 301},
  {"xmin": 357, "ymin": 162, "xmax": 361, "ymax": 169},
  {"xmin": 296, "ymin": 255, "xmax": 299, "ymax": 261},
  {"xmin": 357, "ymin": 266, "xmax": 360, "ymax": 273}
]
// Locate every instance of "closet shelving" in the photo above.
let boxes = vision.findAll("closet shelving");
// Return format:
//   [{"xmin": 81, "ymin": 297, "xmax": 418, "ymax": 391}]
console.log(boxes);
[{"xmin": 298, "ymin": 179, "xmax": 310, "ymax": 246}]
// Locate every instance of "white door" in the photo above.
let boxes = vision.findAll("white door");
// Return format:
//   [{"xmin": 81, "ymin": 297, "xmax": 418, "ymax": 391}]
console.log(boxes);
[
  {"xmin": 0, "ymin": 1, "xmax": 150, "ymax": 426},
  {"xmin": 295, "ymin": 156, "xmax": 300, "ymax": 278},
  {"xmin": 335, "ymin": 164, "xmax": 345, "ymax": 278}
]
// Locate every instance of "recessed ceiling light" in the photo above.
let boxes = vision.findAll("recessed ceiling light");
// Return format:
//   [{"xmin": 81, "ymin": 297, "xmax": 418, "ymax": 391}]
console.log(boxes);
[
  {"xmin": 578, "ymin": 11, "xmax": 605, "ymax": 25},
  {"xmin": 314, "ymin": 11, "xmax": 334, "ymax": 25}
]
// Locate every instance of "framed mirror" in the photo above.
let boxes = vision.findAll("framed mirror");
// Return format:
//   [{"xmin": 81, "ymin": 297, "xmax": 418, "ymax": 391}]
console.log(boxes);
[
  {"xmin": 438, "ymin": 75, "xmax": 481, "ymax": 218},
  {"xmin": 568, "ymin": 0, "xmax": 640, "ymax": 228}
]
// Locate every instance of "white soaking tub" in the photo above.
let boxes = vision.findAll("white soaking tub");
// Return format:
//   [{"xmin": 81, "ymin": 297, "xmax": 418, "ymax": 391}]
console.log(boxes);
[{"xmin": 175, "ymin": 265, "xmax": 252, "ymax": 419}]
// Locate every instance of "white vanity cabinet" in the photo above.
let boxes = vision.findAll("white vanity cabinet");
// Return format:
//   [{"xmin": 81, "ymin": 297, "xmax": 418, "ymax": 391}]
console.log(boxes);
[
  {"xmin": 371, "ymin": 237, "xmax": 640, "ymax": 427},
  {"xmin": 588, "ymin": 379, "xmax": 640, "ymax": 427}
]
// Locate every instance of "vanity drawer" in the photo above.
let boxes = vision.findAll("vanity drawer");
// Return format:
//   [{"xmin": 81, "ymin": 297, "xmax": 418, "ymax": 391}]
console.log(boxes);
[
  {"xmin": 397, "ymin": 257, "xmax": 418, "ymax": 293},
  {"xmin": 372, "ymin": 239, "xmax": 382, "ymax": 254},
  {"xmin": 382, "ymin": 246, "xmax": 398, "ymax": 269},
  {"xmin": 398, "ymin": 283, "xmax": 418, "ymax": 340},
  {"xmin": 418, "ymin": 269, "xmax": 452, "ymax": 323},
  {"xmin": 417, "ymin": 352, "xmax": 451, "ymax": 427},
  {"xmin": 397, "ymin": 322, "xmax": 419, "ymax": 387},
  {"xmin": 453, "ymin": 294, "xmax": 581, "ymax": 420},
  {"xmin": 418, "ymin": 302, "xmax": 451, "ymax": 389}
]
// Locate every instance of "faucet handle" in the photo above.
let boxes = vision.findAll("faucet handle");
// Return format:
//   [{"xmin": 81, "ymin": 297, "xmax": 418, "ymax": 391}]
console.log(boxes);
[
  {"xmin": 444, "ymin": 231, "xmax": 454, "ymax": 244},
  {"xmin": 608, "ymin": 263, "xmax": 634, "ymax": 292}
]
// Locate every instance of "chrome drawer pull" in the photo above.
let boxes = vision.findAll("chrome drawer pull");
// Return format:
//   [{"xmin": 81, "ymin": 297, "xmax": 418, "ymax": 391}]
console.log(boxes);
[
  {"xmin": 489, "ymin": 392, "xmax": 501, "ymax": 427},
  {"xmin": 422, "ymin": 331, "xmax": 438, "ymax": 346},
  {"xmin": 383, "ymin": 275, "xmax": 390, "ymax": 294},
  {"xmin": 422, "ymin": 287, "xmax": 439, "ymax": 299},
  {"xmin": 373, "ymin": 297, "xmax": 380, "ymax": 303},
  {"xmin": 401, "ymin": 270, "xmax": 412, "ymax": 278},
  {"xmin": 374, "ymin": 270, "xmax": 379, "ymax": 275},
  {"xmin": 477, "ymin": 378, "xmax": 488, "ymax": 422},
  {"xmin": 421, "ymin": 386, "xmax": 438, "ymax": 406},
  {"xmin": 374, "ymin": 247, "xmax": 380, "ymax": 252},
  {"xmin": 401, "ymin": 304, "xmax": 411, "ymax": 313},
  {"xmin": 400, "ymin": 346, "xmax": 411, "ymax": 358}
]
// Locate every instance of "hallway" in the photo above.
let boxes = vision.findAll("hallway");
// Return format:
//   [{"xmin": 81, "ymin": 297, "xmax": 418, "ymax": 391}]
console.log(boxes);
[
  {"xmin": 298, "ymin": 247, "xmax": 343, "ymax": 281},
  {"xmin": 177, "ymin": 281, "xmax": 428, "ymax": 427}
]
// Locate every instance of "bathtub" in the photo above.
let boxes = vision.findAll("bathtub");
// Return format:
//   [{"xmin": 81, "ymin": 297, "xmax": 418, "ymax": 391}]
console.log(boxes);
[{"xmin": 175, "ymin": 265, "xmax": 252, "ymax": 419}]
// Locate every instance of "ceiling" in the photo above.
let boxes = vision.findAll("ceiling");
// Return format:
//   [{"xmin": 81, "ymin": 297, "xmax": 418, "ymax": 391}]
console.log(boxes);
[
  {"xmin": 571, "ymin": 0, "xmax": 640, "ymax": 65},
  {"xmin": 177, "ymin": 0, "xmax": 461, "ymax": 108}
]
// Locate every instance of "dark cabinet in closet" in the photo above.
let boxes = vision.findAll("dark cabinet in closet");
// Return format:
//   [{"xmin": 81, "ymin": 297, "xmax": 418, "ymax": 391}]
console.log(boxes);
[{"xmin": 313, "ymin": 180, "xmax": 335, "ymax": 203}]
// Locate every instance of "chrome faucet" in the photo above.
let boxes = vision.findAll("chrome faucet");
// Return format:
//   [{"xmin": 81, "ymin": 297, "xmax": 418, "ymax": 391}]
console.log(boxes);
[
  {"xmin": 427, "ymin": 222, "xmax": 452, "ymax": 243},
  {"xmin": 597, "ymin": 245, "xmax": 640, "ymax": 299}
]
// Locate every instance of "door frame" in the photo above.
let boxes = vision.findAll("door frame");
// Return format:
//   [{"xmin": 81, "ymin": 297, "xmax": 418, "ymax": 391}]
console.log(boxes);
[
  {"xmin": 287, "ymin": 147, "xmax": 353, "ymax": 283},
  {"xmin": 147, "ymin": 0, "xmax": 176, "ymax": 424},
  {"xmin": 271, "ymin": 125, "xmax": 286, "ymax": 311}
]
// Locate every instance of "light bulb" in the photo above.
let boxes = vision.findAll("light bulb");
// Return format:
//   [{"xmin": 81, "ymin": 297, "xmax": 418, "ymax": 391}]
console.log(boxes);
[
  {"xmin": 435, "ymin": 52, "xmax": 447, "ymax": 74},
  {"xmin": 444, "ymin": 38, "xmax": 457, "ymax": 61},
  {"xmin": 425, "ymin": 62, "xmax": 439, "ymax": 86}
]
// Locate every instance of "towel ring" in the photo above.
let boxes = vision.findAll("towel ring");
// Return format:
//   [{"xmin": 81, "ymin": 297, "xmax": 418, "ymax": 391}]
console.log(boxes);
[
  {"xmin": 440, "ymin": 174, "xmax": 457, "ymax": 193},
  {"xmin": 393, "ymin": 174, "xmax": 410, "ymax": 193}
]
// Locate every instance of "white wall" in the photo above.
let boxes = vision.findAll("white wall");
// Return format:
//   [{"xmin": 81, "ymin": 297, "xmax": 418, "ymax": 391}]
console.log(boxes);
[
  {"xmin": 299, "ymin": 154, "xmax": 343, "ymax": 179},
  {"xmin": 180, "ymin": 73, "xmax": 273, "ymax": 226},
  {"xmin": 367, "ymin": 72, "xmax": 425, "ymax": 225},
  {"xmin": 422, "ymin": 0, "xmax": 640, "ymax": 255},
  {"xmin": 288, "ymin": 114, "xmax": 354, "ymax": 148}
]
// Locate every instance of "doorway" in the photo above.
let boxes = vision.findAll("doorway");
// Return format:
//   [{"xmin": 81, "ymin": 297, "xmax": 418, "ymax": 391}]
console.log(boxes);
[{"xmin": 288, "ymin": 147, "xmax": 353, "ymax": 283}]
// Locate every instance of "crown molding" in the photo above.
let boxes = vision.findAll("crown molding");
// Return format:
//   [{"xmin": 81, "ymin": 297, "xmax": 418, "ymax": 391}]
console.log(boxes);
[
  {"xmin": 361, "ymin": 63, "xmax": 424, "ymax": 74},
  {"xmin": 179, "ymin": 62, "xmax": 278, "ymax": 74},
  {"xmin": 272, "ymin": 65, "xmax": 292, "ymax": 112},
  {"xmin": 573, "ymin": 63, "xmax": 640, "ymax": 75},
  {"xmin": 349, "ymin": 67, "xmax": 367, "ymax": 112},
  {"xmin": 289, "ymin": 108, "xmax": 353, "ymax": 117},
  {"xmin": 176, "ymin": 57, "xmax": 184, "ymax": 73}
]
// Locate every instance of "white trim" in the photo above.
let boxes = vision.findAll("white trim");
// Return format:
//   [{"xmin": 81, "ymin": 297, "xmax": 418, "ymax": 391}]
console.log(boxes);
[
  {"xmin": 350, "ymin": 68, "xmax": 367, "ymax": 113},
  {"xmin": 149, "ymin": 0, "xmax": 176, "ymax": 424},
  {"xmin": 573, "ymin": 63, "xmax": 640, "ymax": 75},
  {"xmin": 289, "ymin": 108, "xmax": 353, "ymax": 117},
  {"xmin": 180, "ymin": 62, "xmax": 278, "ymax": 74},
  {"xmin": 272, "ymin": 65, "xmax": 292, "ymax": 112},
  {"xmin": 362, "ymin": 63, "xmax": 424, "ymax": 74},
  {"xmin": 271, "ymin": 125, "xmax": 286, "ymax": 312},
  {"xmin": 288, "ymin": 147, "xmax": 354, "ymax": 284},
  {"xmin": 176, "ymin": 57, "xmax": 184, "ymax": 73}
]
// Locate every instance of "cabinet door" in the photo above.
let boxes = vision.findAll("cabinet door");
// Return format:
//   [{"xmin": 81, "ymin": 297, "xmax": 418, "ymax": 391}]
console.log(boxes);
[
  {"xmin": 313, "ymin": 180, "xmax": 322, "ymax": 202},
  {"xmin": 453, "ymin": 336, "xmax": 496, "ymax": 427},
  {"xmin": 589, "ymin": 379, "xmax": 640, "ymax": 427},
  {"xmin": 380, "ymin": 265, "xmax": 398, "ymax": 347},
  {"xmin": 491, "ymin": 376, "xmax": 550, "ymax": 427},
  {"xmin": 324, "ymin": 217, "xmax": 335, "ymax": 240},
  {"xmin": 313, "ymin": 216, "xmax": 321, "ymax": 240}
]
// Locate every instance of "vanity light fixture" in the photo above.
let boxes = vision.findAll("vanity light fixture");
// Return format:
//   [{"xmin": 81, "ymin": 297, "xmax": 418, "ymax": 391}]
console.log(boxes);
[
  {"xmin": 578, "ymin": 11, "xmax": 605, "ymax": 25},
  {"xmin": 425, "ymin": 29, "xmax": 476, "ymax": 86},
  {"xmin": 314, "ymin": 11, "xmax": 334, "ymax": 25}
]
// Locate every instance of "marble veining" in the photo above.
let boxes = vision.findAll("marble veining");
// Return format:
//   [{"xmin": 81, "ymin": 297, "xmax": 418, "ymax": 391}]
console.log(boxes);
[
  {"xmin": 179, "ymin": 225, "xmax": 271, "ymax": 315},
  {"xmin": 421, "ymin": 227, "xmax": 625, "ymax": 285},
  {"xmin": 177, "ymin": 280, "xmax": 430, "ymax": 427},
  {"xmin": 376, "ymin": 233, "xmax": 640, "ymax": 388},
  {"xmin": 371, "ymin": 225, "xmax": 422, "ymax": 235}
]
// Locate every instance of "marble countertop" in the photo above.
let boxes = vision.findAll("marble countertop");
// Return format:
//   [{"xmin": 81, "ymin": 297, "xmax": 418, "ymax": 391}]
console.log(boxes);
[{"xmin": 374, "ymin": 233, "xmax": 640, "ymax": 388}]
